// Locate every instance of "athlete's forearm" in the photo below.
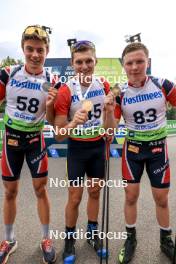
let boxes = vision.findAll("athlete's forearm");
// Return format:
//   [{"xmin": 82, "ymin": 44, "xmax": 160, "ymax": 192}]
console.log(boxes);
[
  {"xmin": 54, "ymin": 120, "xmax": 77, "ymax": 142},
  {"xmin": 46, "ymin": 105, "xmax": 55, "ymax": 125},
  {"xmin": 103, "ymin": 110, "xmax": 117, "ymax": 130}
]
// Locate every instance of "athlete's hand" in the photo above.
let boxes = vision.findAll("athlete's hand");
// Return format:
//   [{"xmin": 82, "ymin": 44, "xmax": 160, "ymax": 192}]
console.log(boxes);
[
  {"xmin": 72, "ymin": 109, "xmax": 88, "ymax": 126},
  {"xmin": 46, "ymin": 87, "xmax": 58, "ymax": 107},
  {"xmin": 104, "ymin": 92, "xmax": 115, "ymax": 112}
]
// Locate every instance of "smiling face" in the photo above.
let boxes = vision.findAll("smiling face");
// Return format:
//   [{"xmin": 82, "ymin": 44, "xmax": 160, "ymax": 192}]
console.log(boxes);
[
  {"xmin": 123, "ymin": 49, "xmax": 149, "ymax": 87},
  {"xmin": 22, "ymin": 39, "xmax": 49, "ymax": 74},
  {"xmin": 72, "ymin": 49, "xmax": 97, "ymax": 86}
]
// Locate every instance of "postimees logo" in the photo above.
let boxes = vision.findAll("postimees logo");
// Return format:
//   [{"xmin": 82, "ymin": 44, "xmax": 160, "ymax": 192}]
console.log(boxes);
[
  {"xmin": 123, "ymin": 91, "xmax": 162, "ymax": 106},
  {"xmin": 10, "ymin": 79, "xmax": 41, "ymax": 90}
]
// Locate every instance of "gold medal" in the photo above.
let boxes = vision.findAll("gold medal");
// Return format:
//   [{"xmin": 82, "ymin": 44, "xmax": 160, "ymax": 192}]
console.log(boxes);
[{"xmin": 82, "ymin": 100, "xmax": 93, "ymax": 112}]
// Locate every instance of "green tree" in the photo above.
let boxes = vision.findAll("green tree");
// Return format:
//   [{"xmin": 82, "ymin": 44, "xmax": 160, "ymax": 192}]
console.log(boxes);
[
  {"xmin": 0, "ymin": 56, "xmax": 23, "ymax": 68},
  {"xmin": 167, "ymin": 107, "xmax": 176, "ymax": 120},
  {"xmin": 16, "ymin": 59, "xmax": 24, "ymax": 65}
]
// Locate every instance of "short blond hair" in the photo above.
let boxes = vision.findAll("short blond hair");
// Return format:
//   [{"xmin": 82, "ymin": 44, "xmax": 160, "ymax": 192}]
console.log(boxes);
[{"xmin": 21, "ymin": 25, "xmax": 50, "ymax": 49}]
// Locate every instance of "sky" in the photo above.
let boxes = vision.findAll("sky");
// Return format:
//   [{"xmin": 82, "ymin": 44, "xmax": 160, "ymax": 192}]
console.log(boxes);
[{"xmin": 1, "ymin": 0, "xmax": 176, "ymax": 81}]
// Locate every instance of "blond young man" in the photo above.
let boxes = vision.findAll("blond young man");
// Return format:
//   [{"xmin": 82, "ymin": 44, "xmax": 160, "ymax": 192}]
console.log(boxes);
[{"xmin": 0, "ymin": 25, "xmax": 57, "ymax": 264}]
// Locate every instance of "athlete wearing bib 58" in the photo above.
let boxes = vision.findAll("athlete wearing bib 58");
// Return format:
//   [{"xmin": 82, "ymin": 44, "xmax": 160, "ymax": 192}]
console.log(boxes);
[
  {"xmin": 0, "ymin": 25, "xmax": 57, "ymax": 264},
  {"xmin": 116, "ymin": 42, "xmax": 176, "ymax": 264},
  {"xmin": 47, "ymin": 40, "xmax": 117, "ymax": 264}
]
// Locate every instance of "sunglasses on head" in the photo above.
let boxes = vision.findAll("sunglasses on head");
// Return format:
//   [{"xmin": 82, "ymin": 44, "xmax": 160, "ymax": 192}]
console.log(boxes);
[
  {"xmin": 71, "ymin": 40, "xmax": 95, "ymax": 53},
  {"xmin": 23, "ymin": 25, "xmax": 51, "ymax": 39}
]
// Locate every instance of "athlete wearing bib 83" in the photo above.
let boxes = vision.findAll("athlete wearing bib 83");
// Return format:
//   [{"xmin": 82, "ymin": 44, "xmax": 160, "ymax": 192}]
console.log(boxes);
[
  {"xmin": 118, "ymin": 76, "xmax": 176, "ymax": 142},
  {"xmin": 0, "ymin": 25, "xmax": 57, "ymax": 264},
  {"xmin": 116, "ymin": 42, "xmax": 176, "ymax": 264}
]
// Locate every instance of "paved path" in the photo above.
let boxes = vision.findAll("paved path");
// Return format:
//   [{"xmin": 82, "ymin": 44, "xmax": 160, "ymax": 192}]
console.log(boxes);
[{"xmin": 0, "ymin": 137, "xmax": 176, "ymax": 264}]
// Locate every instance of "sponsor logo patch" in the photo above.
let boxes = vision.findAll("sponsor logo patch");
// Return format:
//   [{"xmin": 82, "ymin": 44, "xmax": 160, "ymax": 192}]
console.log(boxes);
[
  {"xmin": 8, "ymin": 139, "xmax": 18, "ymax": 146},
  {"xmin": 29, "ymin": 137, "xmax": 39, "ymax": 144},
  {"xmin": 128, "ymin": 144, "xmax": 139, "ymax": 154},
  {"xmin": 152, "ymin": 147, "xmax": 163, "ymax": 153}
]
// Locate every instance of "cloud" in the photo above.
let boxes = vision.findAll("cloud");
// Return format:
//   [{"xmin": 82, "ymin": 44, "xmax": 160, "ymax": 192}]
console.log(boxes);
[
  {"xmin": 49, "ymin": 30, "xmax": 103, "ymax": 58},
  {"xmin": 0, "ymin": 42, "xmax": 22, "ymax": 61}
]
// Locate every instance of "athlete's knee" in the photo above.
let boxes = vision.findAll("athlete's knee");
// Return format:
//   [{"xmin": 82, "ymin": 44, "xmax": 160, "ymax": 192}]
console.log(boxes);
[
  {"xmin": 3, "ymin": 180, "xmax": 19, "ymax": 200},
  {"xmin": 4, "ymin": 187, "xmax": 18, "ymax": 200},
  {"xmin": 153, "ymin": 189, "xmax": 169, "ymax": 208},
  {"xmin": 69, "ymin": 195, "xmax": 82, "ymax": 208},
  {"xmin": 88, "ymin": 186, "xmax": 101, "ymax": 200},
  {"xmin": 34, "ymin": 184, "xmax": 47, "ymax": 199},
  {"xmin": 155, "ymin": 197, "xmax": 168, "ymax": 208},
  {"xmin": 67, "ymin": 186, "xmax": 83, "ymax": 208},
  {"xmin": 125, "ymin": 193, "xmax": 138, "ymax": 206},
  {"xmin": 125, "ymin": 185, "xmax": 139, "ymax": 206},
  {"xmin": 33, "ymin": 177, "xmax": 48, "ymax": 199}
]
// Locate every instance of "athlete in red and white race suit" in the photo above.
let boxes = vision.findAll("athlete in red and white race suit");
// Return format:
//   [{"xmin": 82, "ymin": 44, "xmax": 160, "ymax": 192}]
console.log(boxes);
[
  {"xmin": 116, "ymin": 42, "xmax": 176, "ymax": 264},
  {"xmin": 47, "ymin": 40, "xmax": 117, "ymax": 263},
  {"xmin": 0, "ymin": 25, "xmax": 57, "ymax": 264}
]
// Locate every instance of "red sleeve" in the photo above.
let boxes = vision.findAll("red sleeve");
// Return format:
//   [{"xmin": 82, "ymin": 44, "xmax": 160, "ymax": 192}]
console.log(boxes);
[
  {"xmin": 162, "ymin": 79, "xmax": 176, "ymax": 106},
  {"xmin": 165, "ymin": 87, "xmax": 176, "ymax": 107},
  {"xmin": 102, "ymin": 79, "xmax": 110, "ymax": 95},
  {"xmin": 54, "ymin": 84, "xmax": 71, "ymax": 116},
  {"xmin": 0, "ymin": 67, "xmax": 10, "ymax": 100},
  {"xmin": 114, "ymin": 105, "xmax": 121, "ymax": 119},
  {"xmin": 114, "ymin": 95, "xmax": 122, "ymax": 119},
  {"xmin": 101, "ymin": 79, "xmax": 121, "ymax": 119},
  {"xmin": 0, "ymin": 83, "xmax": 5, "ymax": 100}
]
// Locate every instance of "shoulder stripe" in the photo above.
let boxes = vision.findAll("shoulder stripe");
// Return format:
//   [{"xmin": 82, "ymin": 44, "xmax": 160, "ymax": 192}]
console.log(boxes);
[{"xmin": 162, "ymin": 79, "xmax": 175, "ymax": 96}]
